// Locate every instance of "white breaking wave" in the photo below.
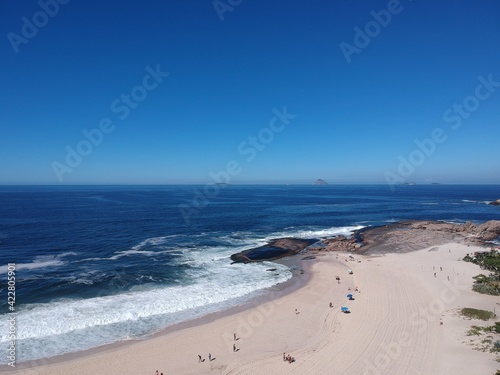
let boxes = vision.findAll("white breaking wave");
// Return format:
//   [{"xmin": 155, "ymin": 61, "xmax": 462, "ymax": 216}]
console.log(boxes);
[
  {"xmin": 461, "ymin": 199, "xmax": 493, "ymax": 205},
  {"xmin": 0, "ymin": 225, "xmax": 361, "ymax": 363},
  {"xmin": 0, "ymin": 257, "xmax": 291, "ymax": 363},
  {"xmin": 1, "ymin": 264, "xmax": 287, "ymax": 341},
  {"xmin": 269, "ymin": 225, "xmax": 364, "ymax": 239},
  {"xmin": 0, "ymin": 253, "xmax": 76, "ymax": 274},
  {"xmin": 219, "ymin": 225, "xmax": 364, "ymax": 248},
  {"xmin": 97, "ymin": 225, "xmax": 365, "ymax": 262},
  {"xmin": 129, "ymin": 235, "xmax": 176, "ymax": 251},
  {"xmin": 108, "ymin": 249, "xmax": 158, "ymax": 260}
]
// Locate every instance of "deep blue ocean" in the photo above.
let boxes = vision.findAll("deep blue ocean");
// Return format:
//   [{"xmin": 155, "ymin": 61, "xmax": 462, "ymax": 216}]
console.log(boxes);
[{"xmin": 0, "ymin": 184, "xmax": 499, "ymax": 363}]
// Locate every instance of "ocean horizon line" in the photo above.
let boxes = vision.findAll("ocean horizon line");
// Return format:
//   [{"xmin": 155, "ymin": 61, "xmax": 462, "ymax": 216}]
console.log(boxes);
[{"xmin": 1, "ymin": 182, "xmax": 500, "ymax": 187}]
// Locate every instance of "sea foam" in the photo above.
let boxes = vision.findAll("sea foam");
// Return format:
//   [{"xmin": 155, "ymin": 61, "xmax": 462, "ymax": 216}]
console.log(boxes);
[
  {"xmin": 0, "ymin": 251, "xmax": 292, "ymax": 363},
  {"xmin": 0, "ymin": 225, "xmax": 360, "ymax": 363}
]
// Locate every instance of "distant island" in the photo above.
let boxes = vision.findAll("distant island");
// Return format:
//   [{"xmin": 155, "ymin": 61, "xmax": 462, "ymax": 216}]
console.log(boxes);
[{"xmin": 313, "ymin": 179, "xmax": 328, "ymax": 185}]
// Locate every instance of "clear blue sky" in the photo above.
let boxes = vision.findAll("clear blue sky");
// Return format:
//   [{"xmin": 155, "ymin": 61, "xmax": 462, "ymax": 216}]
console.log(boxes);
[{"xmin": 1, "ymin": 0, "xmax": 499, "ymax": 184}]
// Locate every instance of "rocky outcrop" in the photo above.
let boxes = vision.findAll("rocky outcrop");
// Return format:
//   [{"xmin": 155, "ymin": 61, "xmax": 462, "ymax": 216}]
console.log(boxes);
[
  {"xmin": 488, "ymin": 199, "xmax": 500, "ymax": 206},
  {"xmin": 230, "ymin": 238, "xmax": 315, "ymax": 263},
  {"xmin": 476, "ymin": 220, "xmax": 500, "ymax": 240},
  {"xmin": 230, "ymin": 220, "xmax": 500, "ymax": 262},
  {"xmin": 320, "ymin": 235, "xmax": 361, "ymax": 252},
  {"xmin": 316, "ymin": 220, "xmax": 500, "ymax": 255},
  {"xmin": 268, "ymin": 238, "xmax": 314, "ymax": 251}
]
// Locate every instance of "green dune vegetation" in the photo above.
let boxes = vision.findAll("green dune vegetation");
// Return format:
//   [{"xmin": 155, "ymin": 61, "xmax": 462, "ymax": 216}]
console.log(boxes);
[
  {"xmin": 461, "ymin": 308, "xmax": 496, "ymax": 321},
  {"xmin": 462, "ymin": 249, "xmax": 500, "ymax": 370},
  {"xmin": 463, "ymin": 249, "xmax": 500, "ymax": 296},
  {"xmin": 461, "ymin": 309, "xmax": 499, "ymax": 365}
]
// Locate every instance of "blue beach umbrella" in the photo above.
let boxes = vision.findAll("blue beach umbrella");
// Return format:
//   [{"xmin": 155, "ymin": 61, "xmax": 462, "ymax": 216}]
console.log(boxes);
[{"xmin": 347, "ymin": 294, "xmax": 353, "ymax": 299}]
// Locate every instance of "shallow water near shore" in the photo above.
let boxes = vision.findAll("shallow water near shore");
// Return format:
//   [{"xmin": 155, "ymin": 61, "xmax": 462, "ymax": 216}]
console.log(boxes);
[{"xmin": 0, "ymin": 184, "xmax": 499, "ymax": 363}]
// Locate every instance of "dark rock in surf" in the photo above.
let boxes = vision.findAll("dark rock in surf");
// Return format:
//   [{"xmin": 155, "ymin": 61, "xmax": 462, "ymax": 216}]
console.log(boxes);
[{"xmin": 230, "ymin": 238, "xmax": 315, "ymax": 263}]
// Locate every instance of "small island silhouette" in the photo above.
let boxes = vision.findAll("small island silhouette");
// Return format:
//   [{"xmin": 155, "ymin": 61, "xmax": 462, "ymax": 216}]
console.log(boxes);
[{"xmin": 313, "ymin": 179, "xmax": 328, "ymax": 185}]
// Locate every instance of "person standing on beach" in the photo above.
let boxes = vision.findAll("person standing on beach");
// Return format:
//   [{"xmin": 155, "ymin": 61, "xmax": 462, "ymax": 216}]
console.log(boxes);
[
  {"xmin": 208, "ymin": 353, "xmax": 212, "ymax": 361},
  {"xmin": 283, "ymin": 352, "xmax": 286, "ymax": 361},
  {"xmin": 233, "ymin": 344, "xmax": 236, "ymax": 352},
  {"xmin": 198, "ymin": 355, "xmax": 202, "ymax": 363}
]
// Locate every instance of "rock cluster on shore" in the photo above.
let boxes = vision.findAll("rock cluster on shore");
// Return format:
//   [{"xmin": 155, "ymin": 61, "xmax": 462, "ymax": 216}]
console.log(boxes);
[
  {"xmin": 319, "ymin": 220, "xmax": 500, "ymax": 254},
  {"xmin": 320, "ymin": 235, "xmax": 361, "ymax": 252},
  {"xmin": 488, "ymin": 199, "xmax": 500, "ymax": 206},
  {"xmin": 229, "ymin": 220, "xmax": 500, "ymax": 262}
]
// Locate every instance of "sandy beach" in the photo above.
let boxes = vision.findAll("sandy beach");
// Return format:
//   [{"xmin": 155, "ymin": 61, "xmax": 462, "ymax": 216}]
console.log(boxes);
[{"xmin": 8, "ymin": 242, "xmax": 500, "ymax": 375}]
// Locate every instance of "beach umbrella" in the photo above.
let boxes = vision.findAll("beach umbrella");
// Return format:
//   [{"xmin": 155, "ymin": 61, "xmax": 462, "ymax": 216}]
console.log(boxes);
[
  {"xmin": 348, "ymin": 269, "xmax": 353, "ymax": 274},
  {"xmin": 347, "ymin": 294, "xmax": 353, "ymax": 299}
]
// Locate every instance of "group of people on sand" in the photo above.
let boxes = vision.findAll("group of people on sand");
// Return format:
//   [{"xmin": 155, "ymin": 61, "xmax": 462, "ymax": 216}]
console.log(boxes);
[
  {"xmin": 283, "ymin": 352, "xmax": 295, "ymax": 363},
  {"xmin": 196, "ymin": 333, "xmax": 240, "ymax": 364},
  {"xmin": 198, "ymin": 353, "xmax": 215, "ymax": 363},
  {"xmin": 433, "ymin": 265, "xmax": 449, "ymax": 279}
]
